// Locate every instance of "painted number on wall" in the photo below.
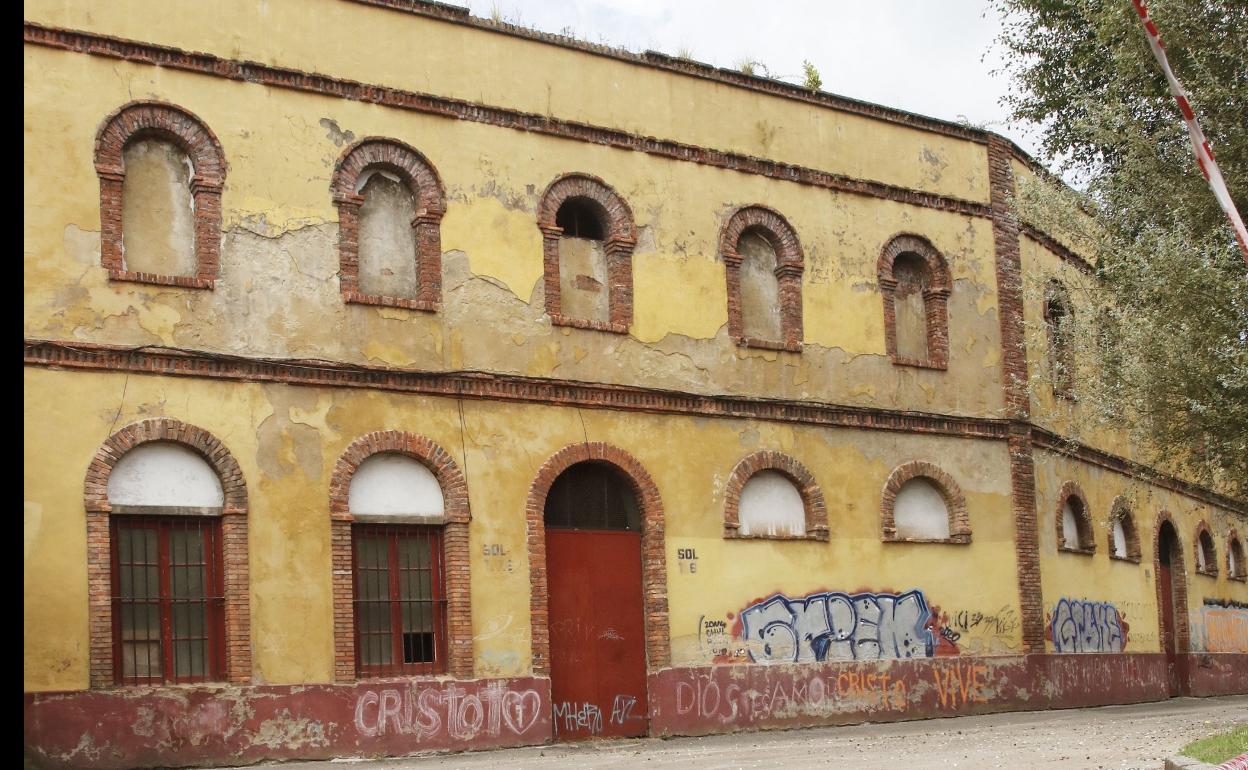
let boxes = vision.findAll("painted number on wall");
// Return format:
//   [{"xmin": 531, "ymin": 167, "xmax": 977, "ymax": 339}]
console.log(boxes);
[
  {"xmin": 483, "ymin": 543, "xmax": 513, "ymax": 573},
  {"xmin": 677, "ymin": 547, "xmax": 698, "ymax": 574}
]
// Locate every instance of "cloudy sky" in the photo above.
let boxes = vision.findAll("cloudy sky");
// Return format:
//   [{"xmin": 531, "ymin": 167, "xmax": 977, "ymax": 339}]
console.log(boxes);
[{"xmin": 461, "ymin": 0, "xmax": 1046, "ymax": 162}]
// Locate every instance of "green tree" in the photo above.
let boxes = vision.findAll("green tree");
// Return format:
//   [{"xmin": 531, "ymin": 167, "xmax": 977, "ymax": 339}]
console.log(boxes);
[{"xmin": 991, "ymin": 0, "xmax": 1248, "ymax": 496}]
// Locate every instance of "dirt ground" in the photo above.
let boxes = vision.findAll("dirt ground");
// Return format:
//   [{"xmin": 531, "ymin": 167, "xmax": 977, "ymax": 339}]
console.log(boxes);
[{"xmin": 252, "ymin": 695, "xmax": 1248, "ymax": 770}]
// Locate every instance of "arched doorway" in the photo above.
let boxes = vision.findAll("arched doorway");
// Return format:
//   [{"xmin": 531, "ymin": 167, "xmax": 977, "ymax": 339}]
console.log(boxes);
[
  {"xmin": 1156, "ymin": 519, "xmax": 1186, "ymax": 696},
  {"xmin": 544, "ymin": 461, "xmax": 649, "ymax": 739}
]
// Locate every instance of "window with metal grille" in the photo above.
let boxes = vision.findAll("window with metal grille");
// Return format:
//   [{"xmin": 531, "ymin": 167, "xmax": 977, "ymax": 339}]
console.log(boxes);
[
  {"xmin": 110, "ymin": 515, "xmax": 225, "ymax": 685},
  {"xmin": 352, "ymin": 524, "xmax": 447, "ymax": 677}
]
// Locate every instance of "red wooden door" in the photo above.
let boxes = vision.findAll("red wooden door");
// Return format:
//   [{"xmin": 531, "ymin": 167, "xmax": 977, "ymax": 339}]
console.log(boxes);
[
  {"xmin": 546, "ymin": 529, "xmax": 648, "ymax": 739},
  {"xmin": 1158, "ymin": 558, "xmax": 1181, "ymax": 696}
]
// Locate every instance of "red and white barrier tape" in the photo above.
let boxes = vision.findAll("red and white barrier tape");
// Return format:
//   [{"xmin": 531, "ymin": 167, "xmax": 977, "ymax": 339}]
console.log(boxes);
[{"xmin": 1131, "ymin": 0, "xmax": 1248, "ymax": 265}]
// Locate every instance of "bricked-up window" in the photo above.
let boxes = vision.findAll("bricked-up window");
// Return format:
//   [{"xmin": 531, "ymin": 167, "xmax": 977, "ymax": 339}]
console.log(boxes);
[
  {"xmin": 720, "ymin": 206, "xmax": 805, "ymax": 352},
  {"xmin": 1108, "ymin": 499, "xmax": 1141, "ymax": 562},
  {"xmin": 111, "ymin": 516, "xmax": 225, "ymax": 685},
  {"xmin": 1045, "ymin": 281, "xmax": 1075, "ymax": 397},
  {"xmin": 1194, "ymin": 525, "xmax": 1218, "ymax": 577},
  {"xmin": 1229, "ymin": 535, "xmax": 1246, "ymax": 581},
  {"xmin": 537, "ymin": 174, "xmax": 637, "ymax": 334},
  {"xmin": 331, "ymin": 139, "xmax": 446, "ymax": 311},
  {"xmin": 353, "ymin": 525, "xmax": 447, "ymax": 675},
  {"xmin": 95, "ymin": 102, "xmax": 225, "ymax": 289},
  {"xmin": 723, "ymin": 451, "xmax": 828, "ymax": 541},
  {"xmin": 880, "ymin": 461, "xmax": 971, "ymax": 544},
  {"xmin": 1056, "ymin": 483, "xmax": 1094, "ymax": 553},
  {"xmin": 544, "ymin": 461, "xmax": 641, "ymax": 530},
  {"xmin": 878, "ymin": 234, "xmax": 951, "ymax": 369}
]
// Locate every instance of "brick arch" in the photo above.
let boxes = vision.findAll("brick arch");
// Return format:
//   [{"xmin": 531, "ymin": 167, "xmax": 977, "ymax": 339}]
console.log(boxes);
[
  {"xmin": 525, "ymin": 442, "xmax": 668, "ymax": 675},
  {"xmin": 877, "ymin": 233, "xmax": 951, "ymax": 369},
  {"xmin": 331, "ymin": 138, "xmax": 447, "ymax": 311},
  {"xmin": 1227, "ymin": 529, "xmax": 1246, "ymax": 581},
  {"xmin": 82, "ymin": 418, "xmax": 249, "ymax": 687},
  {"xmin": 880, "ymin": 460, "xmax": 971, "ymax": 544},
  {"xmin": 1192, "ymin": 519, "xmax": 1218, "ymax": 577},
  {"xmin": 94, "ymin": 101, "xmax": 226, "ymax": 289},
  {"xmin": 719, "ymin": 205, "xmax": 805, "ymax": 352},
  {"xmin": 536, "ymin": 173, "xmax": 637, "ymax": 333},
  {"xmin": 1153, "ymin": 511, "xmax": 1190, "ymax": 656},
  {"xmin": 328, "ymin": 431, "xmax": 471, "ymax": 680},
  {"xmin": 1107, "ymin": 496, "xmax": 1142, "ymax": 562},
  {"xmin": 723, "ymin": 450, "xmax": 826, "ymax": 541},
  {"xmin": 1054, "ymin": 480, "xmax": 1094, "ymax": 554}
]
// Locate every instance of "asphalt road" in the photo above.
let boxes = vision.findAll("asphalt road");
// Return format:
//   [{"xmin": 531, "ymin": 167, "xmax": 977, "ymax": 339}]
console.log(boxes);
[{"xmin": 255, "ymin": 696, "xmax": 1247, "ymax": 770}]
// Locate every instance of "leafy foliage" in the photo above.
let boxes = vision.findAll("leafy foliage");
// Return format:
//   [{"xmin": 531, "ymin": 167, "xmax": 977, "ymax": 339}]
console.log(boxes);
[
  {"xmin": 802, "ymin": 60, "xmax": 823, "ymax": 92},
  {"xmin": 992, "ymin": 0, "xmax": 1248, "ymax": 496}
]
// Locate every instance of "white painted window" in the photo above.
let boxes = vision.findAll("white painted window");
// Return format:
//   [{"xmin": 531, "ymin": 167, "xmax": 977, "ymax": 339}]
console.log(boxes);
[
  {"xmin": 894, "ymin": 478, "xmax": 950, "ymax": 540},
  {"xmin": 738, "ymin": 470, "xmax": 805, "ymax": 537},
  {"xmin": 348, "ymin": 453, "xmax": 444, "ymax": 518},
  {"xmin": 1061, "ymin": 500, "xmax": 1080, "ymax": 547},
  {"xmin": 107, "ymin": 442, "xmax": 224, "ymax": 507},
  {"xmin": 1112, "ymin": 518, "xmax": 1128, "ymax": 558}
]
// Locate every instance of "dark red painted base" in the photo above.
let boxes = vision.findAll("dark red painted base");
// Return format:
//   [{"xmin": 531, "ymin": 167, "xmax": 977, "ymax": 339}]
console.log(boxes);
[
  {"xmin": 24, "ymin": 655, "xmax": 1248, "ymax": 769},
  {"xmin": 24, "ymin": 676, "xmax": 551, "ymax": 770}
]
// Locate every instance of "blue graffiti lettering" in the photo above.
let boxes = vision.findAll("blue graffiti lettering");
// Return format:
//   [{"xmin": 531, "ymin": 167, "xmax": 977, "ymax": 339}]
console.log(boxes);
[
  {"xmin": 740, "ymin": 590, "xmax": 935, "ymax": 663},
  {"xmin": 1050, "ymin": 598, "xmax": 1125, "ymax": 653}
]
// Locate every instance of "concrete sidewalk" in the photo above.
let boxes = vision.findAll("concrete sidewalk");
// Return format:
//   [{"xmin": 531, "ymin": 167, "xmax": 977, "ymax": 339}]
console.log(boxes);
[{"xmin": 249, "ymin": 695, "xmax": 1248, "ymax": 770}]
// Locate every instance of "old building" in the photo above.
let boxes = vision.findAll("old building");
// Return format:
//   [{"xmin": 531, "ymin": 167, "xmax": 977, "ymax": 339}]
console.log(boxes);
[{"xmin": 23, "ymin": 1, "xmax": 1248, "ymax": 767}]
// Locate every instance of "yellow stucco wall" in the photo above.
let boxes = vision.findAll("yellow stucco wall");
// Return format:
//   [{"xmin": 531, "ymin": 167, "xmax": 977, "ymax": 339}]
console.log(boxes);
[
  {"xmin": 1034, "ymin": 451, "xmax": 1248, "ymax": 655},
  {"xmin": 24, "ymin": 367, "xmax": 1018, "ymax": 691},
  {"xmin": 25, "ymin": 0, "xmax": 990, "ymax": 206},
  {"xmin": 23, "ymin": 44, "xmax": 1005, "ymax": 417}
]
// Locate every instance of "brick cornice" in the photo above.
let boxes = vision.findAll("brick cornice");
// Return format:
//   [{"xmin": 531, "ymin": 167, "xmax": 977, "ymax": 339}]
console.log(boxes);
[
  {"xmin": 24, "ymin": 338, "xmax": 1246, "ymax": 515},
  {"xmin": 23, "ymin": 22, "xmax": 988, "ymax": 222},
  {"xmin": 1031, "ymin": 429, "xmax": 1246, "ymax": 515}
]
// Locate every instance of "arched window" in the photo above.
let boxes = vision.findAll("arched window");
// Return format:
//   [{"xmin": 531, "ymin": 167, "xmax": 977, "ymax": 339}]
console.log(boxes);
[
  {"xmin": 331, "ymin": 138, "xmax": 446, "ymax": 311},
  {"xmin": 1228, "ymin": 532, "xmax": 1246, "ymax": 581},
  {"xmin": 83, "ymin": 419, "xmax": 249, "ymax": 688},
  {"xmin": 1194, "ymin": 522, "xmax": 1218, "ymax": 577},
  {"xmin": 329, "ymin": 432, "xmax": 472, "ymax": 680},
  {"xmin": 1055, "ymin": 481, "xmax": 1094, "ymax": 553},
  {"xmin": 877, "ymin": 234, "xmax": 951, "ymax": 369},
  {"xmin": 537, "ymin": 174, "xmax": 636, "ymax": 333},
  {"xmin": 1045, "ymin": 280, "xmax": 1075, "ymax": 397},
  {"xmin": 1107, "ymin": 498, "xmax": 1141, "ymax": 562},
  {"xmin": 723, "ymin": 451, "xmax": 827, "ymax": 540},
  {"xmin": 719, "ymin": 206, "xmax": 805, "ymax": 352},
  {"xmin": 544, "ymin": 461, "xmax": 641, "ymax": 531},
  {"xmin": 94, "ymin": 102, "xmax": 225, "ymax": 289},
  {"xmin": 880, "ymin": 461, "xmax": 970, "ymax": 544}
]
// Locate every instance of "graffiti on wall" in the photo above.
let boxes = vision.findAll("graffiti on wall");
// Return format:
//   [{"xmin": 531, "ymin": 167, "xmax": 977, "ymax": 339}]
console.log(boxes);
[
  {"xmin": 1194, "ymin": 600, "xmax": 1248, "ymax": 653},
  {"xmin": 354, "ymin": 682, "xmax": 543, "ymax": 740},
  {"xmin": 739, "ymin": 589, "xmax": 945, "ymax": 663},
  {"xmin": 1049, "ymin": 598, "xmax": 1127, "ymax": 653}
]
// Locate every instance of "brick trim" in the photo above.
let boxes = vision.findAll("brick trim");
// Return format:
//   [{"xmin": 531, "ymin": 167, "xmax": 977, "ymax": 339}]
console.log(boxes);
[
  {"xmin": 722, "ymin": 450, "xmax": 827, "ymax": 541},
  {"xmin": 877, "ymin": 233, "xmax": 950, "ymax": 369},
  {"xmin": 1153, "ymin": 512, "xmax": 1190, "ymax": 656},
  {"xmin": 94, "ymin": 100, "xmax": 224, "ymax": 289},
  {"xmin": 536, "ymin": 173, "xmax": 636, "ymax": 332},
  {"xmin": 327, "ymin": 431, "xmax": 472, "ymax": 681},
  {"xmin": 1054, "ymin": 480, "xmax": 1095, "ymax": 554},
  {"xmin": 82, "ymin": 418, "xmax": 250, "ymax": 688},
  {"xmin": 1192, "ymin": 520, "xmax": 1218, "ymax": 578},
  {"xmin": 1020, "ymin": 226, "xmax": 1094, "ymax": 274},
  {"xmin": 1107, "ymin": 496, "xmax": 1143, "ymax": 563},
  {"xmin": 525, "ymin": 442, "xmax": 668, "ymax": 676},
  {"xmin": 1227, "ymin": 530, "xmax": 1246, "ymax": 581},
  {"xmin": 330, "ymin": 138, "xmax": 446, "ymax": 311},
  {"xmin": 879, "ymin": 460, "xmax": 971, "ymax": 544},
  {"xmin": 25, "ymin": 340, "xmax": 1248, "ymax": 515},
  {"xmin": 720, "ymin": 206, "xmax": 804, "ymax": 352},
  {"xmin": 25, "ymin": 24, "xmax": 1004, "ymax": 228}
]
